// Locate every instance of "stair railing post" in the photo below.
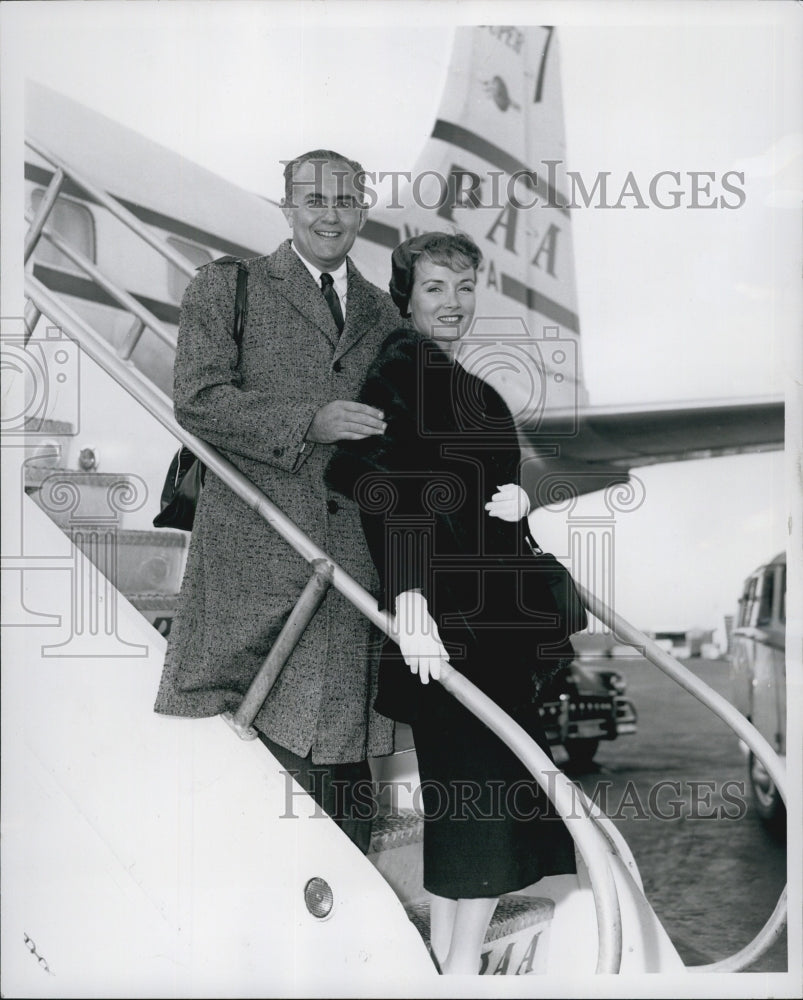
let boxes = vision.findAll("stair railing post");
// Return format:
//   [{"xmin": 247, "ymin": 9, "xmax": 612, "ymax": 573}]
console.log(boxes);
[
  {"xmin": 24, "ymin": 167, "xmax": 64, "ymax": 264},
  {"xmin": 223, "ymin": 559, "xmax": 334, "ymax": 740},
  {"xmin": 23, "ymin": 299, "xmax": 42, "ymax": 345}
]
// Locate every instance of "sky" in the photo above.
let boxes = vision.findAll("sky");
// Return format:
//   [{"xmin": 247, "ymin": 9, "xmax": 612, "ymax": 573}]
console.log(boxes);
[{"xmin": 2, "ymin": 0, "xmax": 801, "ymax": 634}]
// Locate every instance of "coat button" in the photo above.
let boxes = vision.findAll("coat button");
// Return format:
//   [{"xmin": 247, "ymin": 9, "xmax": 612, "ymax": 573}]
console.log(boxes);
[
  {"xmin": 273, "ymin": 446, "xmax": 285, "ymax": 457},
  {"xmin": 332, "ymin": 360, "xmax": 343, "ymax": 373},
  {"xmin": 327, "ymin": 499, "xmax": 339, "ymax": 514}
]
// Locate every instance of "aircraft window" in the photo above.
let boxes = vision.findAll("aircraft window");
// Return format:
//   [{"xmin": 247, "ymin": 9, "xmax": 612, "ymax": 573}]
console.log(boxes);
[
  {"xmin": 778, "ymin": 565, "xmax": 786, "ymax": 625},
  {"xmin": 756, "ymin": 570, "xmax": 774, "ymax": 627},
  {"xmin": 29, "ymin": 190, "xmax": 96, "ymax": 273},
  {"xmin": 167, "ymin": 236, "xmax": 213, "ymax": 302}
]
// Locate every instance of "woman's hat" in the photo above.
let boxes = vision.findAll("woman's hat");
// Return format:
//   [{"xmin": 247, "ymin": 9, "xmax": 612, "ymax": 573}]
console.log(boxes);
[{"xmin": 389, "ymin": 233, "xmax": 439, "ymax": 317}]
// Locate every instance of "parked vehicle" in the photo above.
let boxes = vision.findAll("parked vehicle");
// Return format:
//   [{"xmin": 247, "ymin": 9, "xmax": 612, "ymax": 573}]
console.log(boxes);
[
  {"xmin": 730, "ymin": 552, "xmax": 786, "ymax": 838},
  {"xmin": 540, "ymin": 659, "xmax": 638, "ymax": 766}
]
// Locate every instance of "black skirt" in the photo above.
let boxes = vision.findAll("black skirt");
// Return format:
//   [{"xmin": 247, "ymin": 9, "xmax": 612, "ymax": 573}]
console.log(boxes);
[{"xmin": 411, "ymin": 693, "xmax": 577, "ymax": 899}]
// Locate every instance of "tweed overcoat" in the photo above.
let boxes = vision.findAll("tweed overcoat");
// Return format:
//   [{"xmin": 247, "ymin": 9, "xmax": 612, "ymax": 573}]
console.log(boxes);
[{"xmin": 154, "ymin": 240, "xmax": 401, "ymax": 763}]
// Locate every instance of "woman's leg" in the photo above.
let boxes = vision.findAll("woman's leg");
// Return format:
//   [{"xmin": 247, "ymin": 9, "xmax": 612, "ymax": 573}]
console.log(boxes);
[
  {"xmin": 428, "ymin": 894, "xmax": 457, "ymax": 969},
  {"xmin": 441, "ymin": 896, "xmax": 499, "ymax": 975}
]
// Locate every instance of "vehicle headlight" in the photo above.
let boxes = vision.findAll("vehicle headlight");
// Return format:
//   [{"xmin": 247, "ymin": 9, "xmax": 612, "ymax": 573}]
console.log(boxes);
[{"xmin": 607, "ymin": 672, "xmax": 626, "ymax": 693}]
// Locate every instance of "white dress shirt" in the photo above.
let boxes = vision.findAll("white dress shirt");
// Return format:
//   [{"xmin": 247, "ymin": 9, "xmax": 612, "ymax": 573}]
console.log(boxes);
[{"xmin": 290, "ymin": 243, "xmax": 348, "ymax": 321}]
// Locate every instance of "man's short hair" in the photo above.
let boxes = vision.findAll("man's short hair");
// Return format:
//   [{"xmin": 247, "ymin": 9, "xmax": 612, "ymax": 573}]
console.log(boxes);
[{"xmin": 283, "ymin": 149, "xmax": 366, "ymax": 204}]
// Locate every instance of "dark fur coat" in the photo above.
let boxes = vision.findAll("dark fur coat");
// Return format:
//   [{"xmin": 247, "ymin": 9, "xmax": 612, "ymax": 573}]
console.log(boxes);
[{"xmin": 326, "ymin": 328, "xmax": 574, "ymax": 724}]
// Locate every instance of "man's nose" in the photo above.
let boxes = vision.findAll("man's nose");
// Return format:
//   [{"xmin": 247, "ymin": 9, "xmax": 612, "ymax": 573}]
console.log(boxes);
[{"xmin": 321, "ymin": 201, "xmax": 339, "ymax": 221}]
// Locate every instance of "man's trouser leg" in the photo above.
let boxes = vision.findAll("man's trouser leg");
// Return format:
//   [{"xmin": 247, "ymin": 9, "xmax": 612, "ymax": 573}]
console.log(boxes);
[{"xmin": 257, "ymin": 731, "xmax": 374, "ymax": 854}]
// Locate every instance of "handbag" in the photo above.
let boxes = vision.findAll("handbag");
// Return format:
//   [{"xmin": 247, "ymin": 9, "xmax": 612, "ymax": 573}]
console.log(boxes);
[
  {"xmin": 524, "ymin": 520, "xmax": 588, "ymax": 670},
  {"xmin": 523, "ymin": 527, "xmax": 588, "ymax": 639},
  {"xmin": 153, "ymin": 258, "xmax": 249, "ymax": 530},
  {"xmin": 521, "ymin": 526, "xmax": 588, "ymax": 694}
]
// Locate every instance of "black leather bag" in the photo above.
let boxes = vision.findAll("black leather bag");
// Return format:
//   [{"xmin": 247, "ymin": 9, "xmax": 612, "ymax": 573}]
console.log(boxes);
[
  {"xmin": 153, "ymin": 258, "xmax": 248, "ymax": 531},
  {"xmin": 523, "ymin": 528, "xmax": 589, "ymax": 639},
  {"xmin": 520, "ymin": 527, "xmax": 588, "ymax": 696}
]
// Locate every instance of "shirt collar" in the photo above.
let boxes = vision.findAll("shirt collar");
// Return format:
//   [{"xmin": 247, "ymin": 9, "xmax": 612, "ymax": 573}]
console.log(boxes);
[{"xmin": 290, "ymin": 243, "xmax": 348, "ymax": 306}]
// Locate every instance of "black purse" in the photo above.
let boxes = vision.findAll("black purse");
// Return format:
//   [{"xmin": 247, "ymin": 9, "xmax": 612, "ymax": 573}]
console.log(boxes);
[
  {"xmin": 517, "ymin": 526, "xmax": 588, "ymax": 698},
  {"xmin": 153, "ymin": 258, "xmax": 249, "ymax": 531},
  {"xmin": 523, "ymin": 527, "xmax": 588, "ymax": 640}
]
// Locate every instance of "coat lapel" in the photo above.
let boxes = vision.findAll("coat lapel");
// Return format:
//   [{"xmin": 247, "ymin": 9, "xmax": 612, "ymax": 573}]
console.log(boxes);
[{"xmin": 263, "ymin": 240, "xmax": 340, "ymax": 348}]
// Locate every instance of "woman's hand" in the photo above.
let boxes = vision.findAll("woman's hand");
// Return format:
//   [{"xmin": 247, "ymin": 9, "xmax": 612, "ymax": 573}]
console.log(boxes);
[
  {"xmin": 485, "ymin": 483, "xmax": 531, "ymax": 522},
  {"xmin": 393, "ymin": 590, "xmax": 449, "ymax": 684}
]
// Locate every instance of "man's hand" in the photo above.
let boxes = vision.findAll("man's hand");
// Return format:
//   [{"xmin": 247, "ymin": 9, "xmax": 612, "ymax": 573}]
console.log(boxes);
[{"xmin": 307, "ymin": 401, "xmax": 387, "ymax": 443}]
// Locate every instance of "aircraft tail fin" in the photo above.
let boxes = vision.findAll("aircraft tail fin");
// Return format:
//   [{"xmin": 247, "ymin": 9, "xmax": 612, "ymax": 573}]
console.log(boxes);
[{"xmin": 364, "ymin": 25, "xmax": 587, "ymax": 425}]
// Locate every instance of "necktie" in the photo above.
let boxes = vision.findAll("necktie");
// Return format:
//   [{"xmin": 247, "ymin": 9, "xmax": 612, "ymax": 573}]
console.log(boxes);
[{"xmin": 320, "ymin": 272, "xmax": 344, "ymax": 334}]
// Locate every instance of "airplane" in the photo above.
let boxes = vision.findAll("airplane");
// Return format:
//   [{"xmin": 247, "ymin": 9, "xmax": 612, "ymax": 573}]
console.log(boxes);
[{"xmin": 3, "ymin": 23, "xmax": 789, "ymax": 996}]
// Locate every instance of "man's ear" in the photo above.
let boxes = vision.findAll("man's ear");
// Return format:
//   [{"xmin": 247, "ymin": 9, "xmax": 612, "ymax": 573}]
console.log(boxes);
[
  {"xmin": 281, "ymin": 200, "xmax": 294, "ymax": 227},
  {"xmin": 356, "ymin": 207, "xmax": 368, "ymax": 233}
]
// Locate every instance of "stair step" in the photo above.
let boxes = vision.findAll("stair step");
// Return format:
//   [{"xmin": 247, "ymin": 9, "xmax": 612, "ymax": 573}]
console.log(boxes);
[
  {"xmin": 128, "ymin": 592, "xmax": 181, "ymax": 637},
  {"xmin": 24, "ymin": 417, "xmax": 75, "ymax": 435},
  {"xmin": 78, "ymin": 528, "xmax": 188, "ymax": 594},
  {"xmin": 369, "ymin": 807, "xmax": 423, "ymax": 853},
  {"xmin": 25, "ymin": 468, "xmax": 146, "ymax": 524},
  {"xmin": 24, "ymin": 470, "xmax": 190, "ymax": 594},
  {"xmin": 23, "ymin": 416, "xmax": 76, "ymax": 468},
  {"xmin": 368, "ymin": 807, "xmax": 425, "ymax": 905},
  {"xmin": 406, "ymin": 894, "xmax": 555, "ymax": 976}
]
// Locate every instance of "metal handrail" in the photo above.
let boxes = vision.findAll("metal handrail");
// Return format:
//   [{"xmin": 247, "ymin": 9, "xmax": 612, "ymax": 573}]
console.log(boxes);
[
  {"xmin": 24, "ymin": 167, "xmax": 64, "ymax": 263},
  {"xmin": 25, "ymin": 137, "xmax": 197, "ymax": 279},
  {"xmin": 24, "ymin": 211, "xmax": 177, "ymax": 353},
  {"xmin": 25, "ymin": 272, "xmax": 624, "ymax": 974},
  {"xmin": 578, "ymin": 584, "xmax": 788, "ymax": 972}
]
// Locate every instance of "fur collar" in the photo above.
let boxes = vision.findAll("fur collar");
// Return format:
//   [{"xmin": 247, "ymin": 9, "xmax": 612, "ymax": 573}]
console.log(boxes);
[{"xmin": 325, "ymin": 327, "xmax": 515, "ymax": 501}]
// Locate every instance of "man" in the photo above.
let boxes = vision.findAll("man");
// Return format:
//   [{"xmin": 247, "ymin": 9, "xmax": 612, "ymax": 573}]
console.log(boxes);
[{"xmin": 154, "ymin": 150, "xmax": 401, "ymax": 852}]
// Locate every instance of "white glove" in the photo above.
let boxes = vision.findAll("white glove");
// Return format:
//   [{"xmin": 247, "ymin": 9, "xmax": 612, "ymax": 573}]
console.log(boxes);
[
  {"xmin": 393, "ymin": 590, "xmax": 449, "ymax": 684},
  {"xmin": 485, "ymin": 483, "xmax": 531, "ymax": 522}
]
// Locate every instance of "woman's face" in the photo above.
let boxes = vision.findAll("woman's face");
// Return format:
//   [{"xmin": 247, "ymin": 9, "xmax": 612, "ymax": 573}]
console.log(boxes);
[{"xmin": 408, "ymin": 257, "xmax": 476, "ymax": 355}]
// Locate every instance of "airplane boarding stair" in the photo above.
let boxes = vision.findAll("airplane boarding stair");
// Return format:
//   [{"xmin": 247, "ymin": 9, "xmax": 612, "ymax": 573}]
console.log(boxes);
[
  {"xmin": 7, "ymin": 78, "xmax": 789, "ymax": 992},
  {"xmin": 16, "ymin": 386, "xmax": 667, "ymax": 979}
]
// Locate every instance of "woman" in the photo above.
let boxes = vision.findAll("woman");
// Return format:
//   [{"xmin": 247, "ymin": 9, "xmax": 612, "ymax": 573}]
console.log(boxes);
[{"xmin": 326, "ymin": 232, "xmax": 577, "ymax": 975}]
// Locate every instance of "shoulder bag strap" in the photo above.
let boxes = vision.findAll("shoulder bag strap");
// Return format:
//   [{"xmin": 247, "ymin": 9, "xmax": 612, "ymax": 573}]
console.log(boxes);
[{"xmin": 233, "ymin": 260, "xmax": 248, "ymax": 351}]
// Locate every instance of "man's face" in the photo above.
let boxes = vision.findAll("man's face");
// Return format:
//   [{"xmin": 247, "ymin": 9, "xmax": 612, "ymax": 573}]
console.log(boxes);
[{"xmin": 282, "ymin": 159, "xmax": 367, "ymax": 271}]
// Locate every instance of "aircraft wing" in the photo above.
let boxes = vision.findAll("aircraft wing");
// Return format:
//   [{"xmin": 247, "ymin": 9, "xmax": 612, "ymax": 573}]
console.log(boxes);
[{"xmin": 518, "ymin": 395, "xmax": 784, "ymax": 501}]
